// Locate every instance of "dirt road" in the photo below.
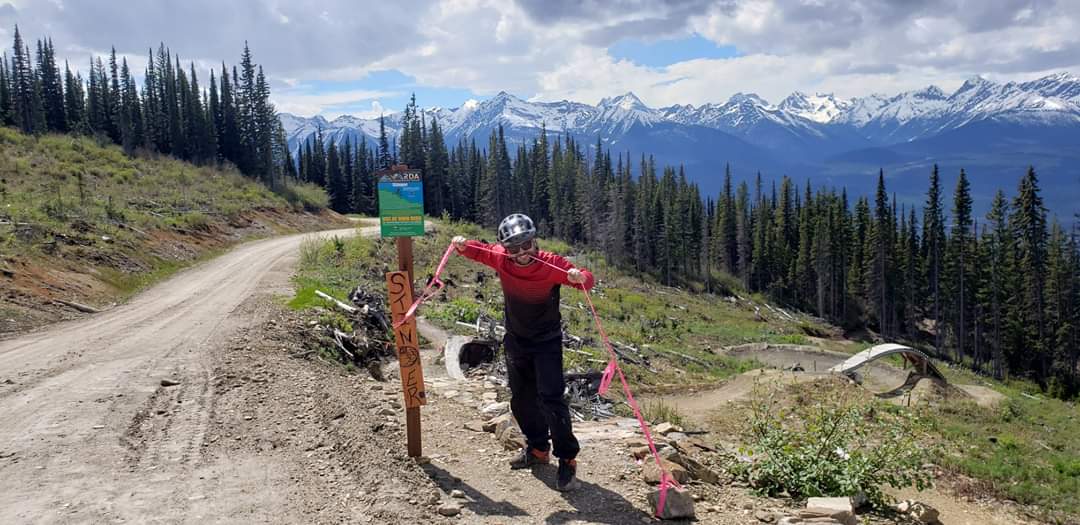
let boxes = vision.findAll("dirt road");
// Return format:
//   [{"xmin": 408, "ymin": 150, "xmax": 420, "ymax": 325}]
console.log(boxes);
[{"xmin": 0, "ymin": 226, "xmax": 364, "ymax": 523}]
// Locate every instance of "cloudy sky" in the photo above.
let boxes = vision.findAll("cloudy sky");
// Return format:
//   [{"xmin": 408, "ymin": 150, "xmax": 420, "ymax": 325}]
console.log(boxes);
[{"xmin": 3, "ymin": 0, "xmax": 1079, "ymax": 118}]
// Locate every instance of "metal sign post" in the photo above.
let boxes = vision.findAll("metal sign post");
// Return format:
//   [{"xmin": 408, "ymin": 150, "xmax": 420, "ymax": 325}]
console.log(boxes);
[{"xmin": 377, "ymin": 165, "xmax": 427, "ymax": 457}]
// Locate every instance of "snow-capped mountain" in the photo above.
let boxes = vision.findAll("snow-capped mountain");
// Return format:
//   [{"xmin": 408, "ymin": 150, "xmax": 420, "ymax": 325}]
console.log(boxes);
[
  {"xmin": 778, "ymin": 92, "xmax": 854, "ymax": 123},
  {"xmin": 280, "ymin": 72, "xmax": 1080, "ymax": 214},
  {"xmin": 281, "ymin": 72, "xmax": 1080, "ymax": 151}
]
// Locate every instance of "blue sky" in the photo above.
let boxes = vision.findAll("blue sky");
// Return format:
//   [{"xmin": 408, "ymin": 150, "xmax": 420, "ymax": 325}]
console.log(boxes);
[
  {"xmin": 609, "ymin": 34, "xmax": 740, "ymax": 68},
  {"xmin": 4, "ymin": 0, "xmax": 1080, "ymax": 118}
]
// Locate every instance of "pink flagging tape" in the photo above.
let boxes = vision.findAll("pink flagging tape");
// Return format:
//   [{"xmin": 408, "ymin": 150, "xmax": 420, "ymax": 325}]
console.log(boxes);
[
  {"xmin": 450, "ymin": 242, "xmax": 680, "ymax": 516},
  {"xmin": 393, "ymin": 243, "xmax": 457, "ymax": 328}
]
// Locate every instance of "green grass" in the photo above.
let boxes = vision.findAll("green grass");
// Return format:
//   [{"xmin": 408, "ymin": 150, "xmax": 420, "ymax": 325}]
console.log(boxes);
[{"xmin": 927, "ymin": 372, "xmax": 1080, "ymax": 520}]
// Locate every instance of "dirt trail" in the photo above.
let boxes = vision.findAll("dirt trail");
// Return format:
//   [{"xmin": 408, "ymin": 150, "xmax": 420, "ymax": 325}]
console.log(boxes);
[{"xmin": 0, "ymin": 225, "xmax": 366, "ymax": 523}]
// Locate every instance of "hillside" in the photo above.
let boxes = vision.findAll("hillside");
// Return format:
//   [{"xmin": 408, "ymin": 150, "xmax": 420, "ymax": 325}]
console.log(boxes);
[{"xmin": 0, "ymin": 127, "xmax": 343, "ymax": 335}]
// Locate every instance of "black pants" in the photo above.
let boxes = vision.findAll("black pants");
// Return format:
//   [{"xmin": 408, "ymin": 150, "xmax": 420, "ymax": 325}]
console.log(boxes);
[{"xmin": 504, "ymin": 334, "xmax": 580, "ymax": 460}]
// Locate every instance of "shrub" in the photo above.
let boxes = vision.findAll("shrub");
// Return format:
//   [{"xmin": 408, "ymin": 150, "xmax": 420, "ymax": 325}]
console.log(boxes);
[
  {"xmin": 278, "ymin": 181, "xmax": 329, "ymax": 211},
  {"xmin": 642, "ymin": 399, "xmax": 686, "ymax": 427},
  {"xmin": 177, "ymin": 211, "xmax": 211, "ymax": 231},
  {"xmin": 726, "ymin": 379, "xmax": 935, "ymax": 508}
]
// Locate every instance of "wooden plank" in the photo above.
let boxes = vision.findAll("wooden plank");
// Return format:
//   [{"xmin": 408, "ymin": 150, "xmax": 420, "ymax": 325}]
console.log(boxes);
[
  {"xmin": 387, "ymin": 268, "xmax": 425, "ymax": 458},
  {"xmin": 387, "ymin": 271, "xmax": 427, "ymax": 409}
]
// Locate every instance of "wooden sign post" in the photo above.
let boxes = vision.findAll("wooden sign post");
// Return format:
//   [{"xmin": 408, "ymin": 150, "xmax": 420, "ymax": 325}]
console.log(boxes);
[{"xmin": 378, "ymin": 165, "xmax": 426, "ymax": 457}]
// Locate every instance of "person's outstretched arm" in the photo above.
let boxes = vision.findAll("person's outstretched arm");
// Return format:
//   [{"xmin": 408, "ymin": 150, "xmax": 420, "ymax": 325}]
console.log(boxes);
[
  {"xmin": 539, "ymin": 251, "xmax": 595, "ymax": 291},
  {"xmin": 452, "ymin": 235, "xmax": 503, "ymax": 271}
]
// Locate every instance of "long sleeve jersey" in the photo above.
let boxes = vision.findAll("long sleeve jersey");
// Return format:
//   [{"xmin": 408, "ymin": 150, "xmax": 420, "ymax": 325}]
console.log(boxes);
[{"xmin": 458, "ymin": 240, "xmax": 595, "ymax": 343}]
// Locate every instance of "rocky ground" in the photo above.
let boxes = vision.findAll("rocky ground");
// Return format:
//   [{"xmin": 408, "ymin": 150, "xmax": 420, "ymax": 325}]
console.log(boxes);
[{"xmin": 197, "ymin": 294, "xmax": 1037, "ymax": 524}]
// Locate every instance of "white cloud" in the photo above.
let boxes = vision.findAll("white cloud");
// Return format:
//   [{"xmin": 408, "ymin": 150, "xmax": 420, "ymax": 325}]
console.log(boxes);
[
  {"xmin": 3, "ymin": 0, "xmax": 1080, "ymax": 116},
  {"xmin": 272, "ymin": 89, "xmax": 400, "ymax": 118}
]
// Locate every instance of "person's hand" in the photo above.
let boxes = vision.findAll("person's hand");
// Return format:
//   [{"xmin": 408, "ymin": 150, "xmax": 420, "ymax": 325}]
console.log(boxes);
[
  {"xmin": 452, "ymin": 235, "xmax": 467, "ymax": 251},
  {"xmin": 567, "ymin": 268, "xmax": 586, "ymax": 285}
]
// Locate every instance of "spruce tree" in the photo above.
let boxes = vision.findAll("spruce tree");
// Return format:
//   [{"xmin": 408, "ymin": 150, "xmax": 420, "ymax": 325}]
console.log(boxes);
[
  {"xmin": 866, "ymin": 171, "xmax": 892, "ymax": 334},
  {"xmin": 11, "ymin": 26, "xmax": 42, "ymax": 133},
  {"xmin": 326, "ymin": 139, "xmax": 345, "ymax": 211},
  {"xmin": 63, "ymin": 62, "xmax": 86, "ymax": 133},
  {"xmin": 948, "ymin": 169, "xmax": 974, "ymax": 362},
  {"xmin": 923, "ymin": 165, "xmax": 946, "ymax": 354},
  {"xmin": 424, "ymin": 116, "xmax": 449, "ymax": 215},
  {"xmin": 0, "ymin": 56, "xmax": 12, "ymax": 126},
  {"xmin": 218, "ymin": 64, "xmax": 240, "ymax": 166},
  {"xmin": 1012, "ymin": 167, "xmax": 1050, "ymax": 384},
  {"xmin": 37, "ymin": 38, "xmax": 65, "ymax": 132},
  {"xmin": 377, "ymin": 115, "xmax": 392, "ymax": 169},
  {"xmin": 1045, "ymin": 222, "xmax": 1078, "ymax": 398},
  {"xmin": 981, "ymin": 191, "xmax": 1010, "ymax": 377},
  {"xmin": 106, "ymin": 47, "xmax": 122, "ymax": 142}
]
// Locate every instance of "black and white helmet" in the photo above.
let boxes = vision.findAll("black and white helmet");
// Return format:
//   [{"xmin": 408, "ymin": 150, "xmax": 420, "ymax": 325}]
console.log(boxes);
[{"xmin": 497, "ymin": 213, "xmax": 536, "ymax": 247}]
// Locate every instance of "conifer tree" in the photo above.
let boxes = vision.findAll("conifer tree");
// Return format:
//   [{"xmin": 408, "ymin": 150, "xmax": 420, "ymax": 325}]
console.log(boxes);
[
  {"xmin": 980, "ymin": 190, "xmax": 1010, "ymax": 377},
  {"xmin": 218, "ymin": 64, "xmax": 240, "ymax": 166},
  {"xmin": 376, "ymin": 115, "xmax": 392, "ymax": 169},
  {"xmin": 1045, "ymin": 222, "xmax": 1078, "ymax": 398},
  {"xmin": 326, "ymin": 139, "xmax": 345, "ymax": 211},
  {"xmin": 424, "ymin": 116, "xmax": 449, "ymax": 215},
  {"xmin": 0, "ymin": 56, "xmax": 12, "ymax": 126},
  {"xmin": 866, "ymin": 171, "xmax": 892, "ymax": 334},
  {"xmin": 37, "ymin": 38, "xmax": 65, "ymax": 132},
  {"xmin": 119, "ymin": 58, "xmax": 144, "ymax": 153},
  {"xmin": 923, "ymin": 165, "xmax": 946, "ymax": 353},
  {"xmin": 106, "ymin": 47, "xmax": 122, "ymax": 142},
  {"xmin": 11, "ymin": 26, "xmax": 42, "ymax": 133},
  {"xmin": 1012, "ymin": 167, "xmax": 1049, "ymax": 384},
  {"xmin": 63, "ymin": 62, "xmax": 86, "ymax": 133},
  {"xmin": 948, "ymin": 169, "xmax": 974, "ymax": 361}
]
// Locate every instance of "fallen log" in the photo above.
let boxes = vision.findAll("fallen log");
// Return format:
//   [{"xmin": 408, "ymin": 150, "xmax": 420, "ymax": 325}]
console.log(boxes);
[
  {"xmin": 54, "ymin": 299, "xmax": 99, "ymax": 314},
  {"xmin": 641, "ymin": 345, "xmax": 711, "ymax": 368}
]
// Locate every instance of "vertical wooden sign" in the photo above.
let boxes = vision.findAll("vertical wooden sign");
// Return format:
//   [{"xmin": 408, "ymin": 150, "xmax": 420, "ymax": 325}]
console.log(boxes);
[{"xmin": 386, "ymin": 267, "xmax": 426, "ymax": 456}]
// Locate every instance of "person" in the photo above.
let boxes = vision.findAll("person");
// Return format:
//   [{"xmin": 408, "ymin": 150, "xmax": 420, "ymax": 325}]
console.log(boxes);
[{"xmin": 452, "ymin": 213, "xmax": 595, "ymax": 492}]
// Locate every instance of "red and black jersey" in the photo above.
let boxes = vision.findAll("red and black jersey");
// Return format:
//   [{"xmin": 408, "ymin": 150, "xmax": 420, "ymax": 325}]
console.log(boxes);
[{"xmin": 458, "ymin": 240, "xmax": 595, "ymax": 343}]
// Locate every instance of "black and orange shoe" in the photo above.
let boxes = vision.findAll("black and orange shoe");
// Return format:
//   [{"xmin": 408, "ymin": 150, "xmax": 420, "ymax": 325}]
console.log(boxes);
[
  {"xmin": 556, "ymin": 458, "xmax": 580, "ymax": 491},
  {"xmin": 509, "ymin": 446, "xmax": 550, "ymax": 470}
]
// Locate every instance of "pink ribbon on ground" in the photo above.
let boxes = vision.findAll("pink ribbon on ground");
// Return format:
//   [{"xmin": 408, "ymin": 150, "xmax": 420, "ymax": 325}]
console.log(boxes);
[
  {"xmin": 393, "ymin": 243, "xmax": 457, "ymax": 328},
  {"xmin": 458, "ymin": 242, "xmax": 681, "ymax": 516}
]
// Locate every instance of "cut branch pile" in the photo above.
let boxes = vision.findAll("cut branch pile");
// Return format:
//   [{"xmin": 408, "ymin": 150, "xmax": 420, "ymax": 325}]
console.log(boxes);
[{"xmin": 300, "ymin": 286, "xmax": 395, "ymax": 378}]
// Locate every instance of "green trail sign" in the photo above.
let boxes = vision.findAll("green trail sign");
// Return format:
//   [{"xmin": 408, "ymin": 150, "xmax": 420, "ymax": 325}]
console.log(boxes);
[{"xmin": 377, "ymin": 168, "xmax": 424, "ymax": 237}]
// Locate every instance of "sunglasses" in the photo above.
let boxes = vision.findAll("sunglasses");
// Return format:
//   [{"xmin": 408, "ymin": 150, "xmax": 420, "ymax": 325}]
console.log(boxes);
[{"xmin": 505, "ymin": 240, "xmax": 535, "ymax": 255}]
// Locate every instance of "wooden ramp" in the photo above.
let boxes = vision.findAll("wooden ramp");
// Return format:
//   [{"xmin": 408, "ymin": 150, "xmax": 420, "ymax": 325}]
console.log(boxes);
[{"xmin": 829, "ymin": 343, "xmax": 946, "ymax": 381}]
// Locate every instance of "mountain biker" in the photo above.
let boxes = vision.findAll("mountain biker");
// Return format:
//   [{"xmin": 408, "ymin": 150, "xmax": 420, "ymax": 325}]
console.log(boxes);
[{"xmin": 452, "ymin": 213, "xmax": 595, "ymax": 491}]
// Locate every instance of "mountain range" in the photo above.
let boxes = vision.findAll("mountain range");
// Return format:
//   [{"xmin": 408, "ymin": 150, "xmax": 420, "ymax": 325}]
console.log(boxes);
[{"xmin": 280, "ymin": 73, "xmax": 1080, "ymax": 217}]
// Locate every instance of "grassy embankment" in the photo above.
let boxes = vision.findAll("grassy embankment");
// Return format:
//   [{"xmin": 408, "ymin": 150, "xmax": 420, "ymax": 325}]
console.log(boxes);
[{"xmin": 0, "ymin": 127, "xmax": 334, "ymax": 331}]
